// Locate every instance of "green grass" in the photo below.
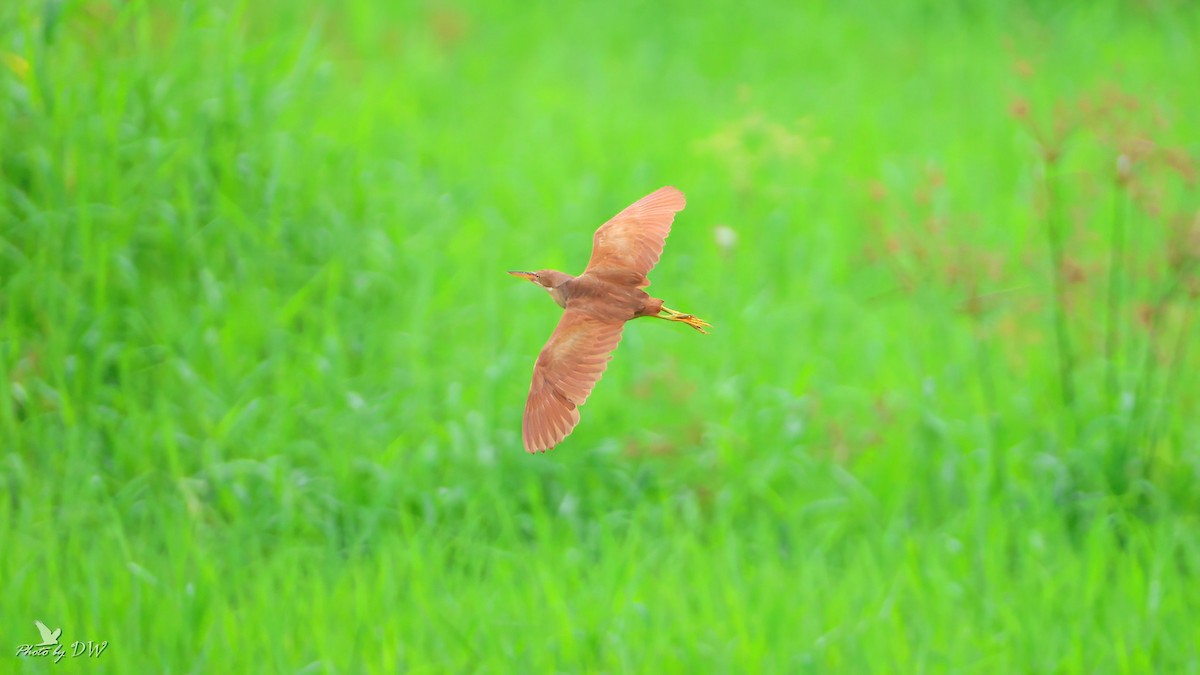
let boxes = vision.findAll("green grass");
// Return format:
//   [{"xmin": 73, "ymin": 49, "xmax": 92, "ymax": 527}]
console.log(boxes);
[{"xmin": 3, "ymin": 0, "xmax": 1200, "ymax": 671}]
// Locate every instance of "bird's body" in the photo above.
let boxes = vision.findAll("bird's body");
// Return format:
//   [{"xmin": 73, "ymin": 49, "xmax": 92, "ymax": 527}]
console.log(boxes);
[
  {"xmin": 509, "ymin": 186, "xmax": 709, "ymax": 453},
  {"xmin": 539, "ymin": 271, "xmax": 663, "ymax": 320}
]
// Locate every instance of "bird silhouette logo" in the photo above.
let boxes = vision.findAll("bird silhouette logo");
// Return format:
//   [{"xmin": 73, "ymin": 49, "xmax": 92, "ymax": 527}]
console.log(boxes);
[{"xmin": 34, "ymin": 620, "xmax": 62, "ymax": 647}]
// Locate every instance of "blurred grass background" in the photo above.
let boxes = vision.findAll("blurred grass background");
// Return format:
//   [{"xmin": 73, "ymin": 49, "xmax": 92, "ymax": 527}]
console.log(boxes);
[{"xmin": 3, "ymin": 0, "xmax": 1200, "ymax": 671}]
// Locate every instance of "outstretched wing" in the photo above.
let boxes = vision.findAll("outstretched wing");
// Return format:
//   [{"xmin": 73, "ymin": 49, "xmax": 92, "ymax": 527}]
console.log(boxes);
[
  {"xmin": 523, "ymin": 309, "xmax": 626, "ymax": 453},
  {"xmin": 583, "ymin": 186, "xmax": 686, "ymax": 286},
  {"xmin": 35, "ymin": 621, "xmax": 53, "ymax": 643}
]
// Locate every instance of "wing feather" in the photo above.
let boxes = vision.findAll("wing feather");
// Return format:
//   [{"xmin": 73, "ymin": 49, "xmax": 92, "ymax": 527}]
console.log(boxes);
[
  {"xmin": 522, "ymin": 310, "xmax": 625, "ymax": 453},
  {"xmin": 583, "ymin": 186, "xmax": 686, "ymax": 286}
]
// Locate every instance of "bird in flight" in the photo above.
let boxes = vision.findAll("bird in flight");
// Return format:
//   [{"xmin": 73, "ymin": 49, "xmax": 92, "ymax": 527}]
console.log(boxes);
[
  {"xmin": 509, "ymin": 186, "xmax": 709, "ymax": 453},
  {"xmin": 35, "ymin": 620, "xmax": 62, "ymax": 646}
]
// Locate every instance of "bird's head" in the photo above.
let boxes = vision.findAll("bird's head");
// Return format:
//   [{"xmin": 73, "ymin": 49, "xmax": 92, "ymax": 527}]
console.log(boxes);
[{"xmin": 507, "ymin": 270, "xmax": 569, "ymax": 288}]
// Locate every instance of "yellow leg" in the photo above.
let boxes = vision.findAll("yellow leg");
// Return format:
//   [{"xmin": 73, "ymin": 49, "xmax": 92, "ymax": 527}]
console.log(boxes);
[{"xmin": 657, "ymin": 306, "xmax": 711, "ymax": 334}]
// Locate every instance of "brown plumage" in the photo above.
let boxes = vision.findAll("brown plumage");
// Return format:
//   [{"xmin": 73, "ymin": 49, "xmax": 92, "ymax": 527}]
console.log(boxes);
[{"xmin": 508, "ymin": 186, "xmax": 710, "ymax": 454}]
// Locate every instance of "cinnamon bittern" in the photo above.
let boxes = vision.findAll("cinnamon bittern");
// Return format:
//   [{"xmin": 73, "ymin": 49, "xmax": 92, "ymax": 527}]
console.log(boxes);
[{"xmin": 509, "ymin": 186, "xmax": 710, "ymax": 454}]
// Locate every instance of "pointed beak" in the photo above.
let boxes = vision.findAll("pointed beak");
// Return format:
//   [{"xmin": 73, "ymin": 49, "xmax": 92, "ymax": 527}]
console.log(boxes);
[{"xmin": 507, "ymin": 271, "xmax": 537, "ymax": 282}]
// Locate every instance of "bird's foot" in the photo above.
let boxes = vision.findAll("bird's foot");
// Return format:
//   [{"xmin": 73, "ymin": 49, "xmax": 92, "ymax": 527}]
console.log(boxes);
[{"xmin": 659, "ymin": 306, "xmax": 711, "ymax": 334}]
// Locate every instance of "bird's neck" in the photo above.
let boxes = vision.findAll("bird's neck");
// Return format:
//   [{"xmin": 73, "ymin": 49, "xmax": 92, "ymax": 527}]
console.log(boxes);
[{"xmin": 547, "ymin": 284, "xmax": 568, "ymax": 308}]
